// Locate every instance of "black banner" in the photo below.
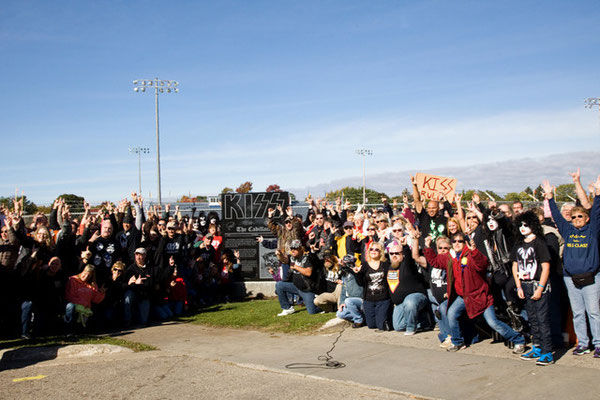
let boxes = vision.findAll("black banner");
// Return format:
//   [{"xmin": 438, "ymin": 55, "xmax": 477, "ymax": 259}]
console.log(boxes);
[{"xmin": 221, "ymin": 192, "xmax": 289, "ymax": 280}]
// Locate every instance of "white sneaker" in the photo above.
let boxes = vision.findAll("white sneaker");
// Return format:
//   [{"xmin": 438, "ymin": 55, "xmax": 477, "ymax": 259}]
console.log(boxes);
[
  {"xmin": 404, "ymin": 330, "xmax": 416, "ymax": 336},
  {"xmin": 277, "ymin": 307, "xmax": 295, "ymax": 317},
  {"xmin": 440, "ymin": 336, "xmax": 452, "ymax": 348}
]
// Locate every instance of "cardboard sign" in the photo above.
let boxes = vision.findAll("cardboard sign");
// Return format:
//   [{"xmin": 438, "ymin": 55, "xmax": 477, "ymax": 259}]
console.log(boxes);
[{"xmin": 415, "ymin": 173, "xmax": 457, "ymax": 202}]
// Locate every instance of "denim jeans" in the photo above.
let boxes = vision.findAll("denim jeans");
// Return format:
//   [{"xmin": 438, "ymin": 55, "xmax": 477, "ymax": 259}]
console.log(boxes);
[
  {"xmin": 168, "ymin": 301, "xmax": 184, "ymax": 316},
  {"xmin": 363, "ymin": 299, "xmax": 391, "ymax": 330},
  {"xmin": 447, "ymin": 296, "xmax": 524, "ymax": 346},
  {"xmin": 437, "ymin": 299, "xmax": 450, "ymax": 342},
  {"xmin": 564, "ymin": 272, "xmax": 600, "ymax": 348},
  {"xmin": 392, "ymin": 292, "xmax": 428, "ymax": 333},
  {"xmin": 275, "ymin": 281, "xmax": 321, "ymax": 314},
  {"xmin": 336, "ymin": 297, "xmax": 364, "ymax": 323},
  {"xmin": 64, "ymin": 302, "xmax": 76, "ymax": 324},
  {"xmin": 21, "ymin": 301, "xmax": 32, "ymax": 336},
  {"xmin": 153, "ymin": 304, "xmax": 173, "ymax": 320},
  {"xmin": 124, "ymin": 290, "xmax": 150, "ymax": 325}
]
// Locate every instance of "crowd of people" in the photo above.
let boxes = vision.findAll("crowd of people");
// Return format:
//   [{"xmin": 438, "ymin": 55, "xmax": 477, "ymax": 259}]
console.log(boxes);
[
  {"xmin": 268, "ymin": 169, "xmax": 599, "ymax": 366},
  {"xmin": 0, "ymin": 169, "xmax": 598, "ymax": 368},
  {"xmin": 0, "ymin": 193, "xmax": 242, "ymax": 338}
]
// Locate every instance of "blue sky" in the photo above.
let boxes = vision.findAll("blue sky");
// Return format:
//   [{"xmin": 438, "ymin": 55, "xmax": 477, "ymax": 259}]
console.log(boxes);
[{"xmin": 2, "ymin": 1, "xmax": 599, "ymax": 204}]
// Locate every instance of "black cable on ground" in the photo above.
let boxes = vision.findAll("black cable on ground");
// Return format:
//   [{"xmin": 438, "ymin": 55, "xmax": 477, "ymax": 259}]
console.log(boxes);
[{"xmin": 285, "ymin": 322, "xmax": 347, "ymax": 369}]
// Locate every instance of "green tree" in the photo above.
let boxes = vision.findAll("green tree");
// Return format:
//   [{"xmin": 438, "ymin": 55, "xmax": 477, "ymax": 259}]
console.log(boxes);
[
  {"xmin": 55, "ymin": 194, "xmax": 85, "ymax": 213},
  {"xmin": 325, "ymin": 187, "xmax": 388, "ymax": 205},
  {"xmin": 555, "ymin": 183, "xmax": 576, "ymax": 202},
  {"xmin": 0, "ymin": 195, "xmax": 38, "ymax": 215}
]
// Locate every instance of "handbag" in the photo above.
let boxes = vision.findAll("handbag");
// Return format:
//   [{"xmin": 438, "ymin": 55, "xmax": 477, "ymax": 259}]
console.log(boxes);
[{"xmin": 571, "ymin": 271, "xmax": 595, "ymax": 289}]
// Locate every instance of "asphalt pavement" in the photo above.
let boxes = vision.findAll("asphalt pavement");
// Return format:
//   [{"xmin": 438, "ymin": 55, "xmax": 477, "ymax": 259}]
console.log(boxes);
[{"xmin": 1, "ymin": 321, "xmax": 599, "ymax": 399}]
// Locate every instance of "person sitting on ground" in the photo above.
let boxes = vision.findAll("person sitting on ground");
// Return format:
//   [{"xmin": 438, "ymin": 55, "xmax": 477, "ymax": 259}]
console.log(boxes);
[
  {"xmin": 314, "ymin": 253, "xmax": 342, "ymax": 312},
  {"xmin": 64, "ymin": 265, "xmax": 105, "ymax": 329},
  {"xmin": 336, "ymin": 255, "xmax": 365, "ymax": 328},
  {"xmin": 275, "ymin": 240, "xmax": 322, "ymax": 316},
  {"xmin": 424, "ymin": 232, "xmax": 526, "ymax": 353}
]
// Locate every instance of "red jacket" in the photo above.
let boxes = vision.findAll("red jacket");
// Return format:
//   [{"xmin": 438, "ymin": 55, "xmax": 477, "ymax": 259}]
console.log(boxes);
[
  {"xmin": 424, "ymin": 247, "xmax": 493, "ymax": 319},
  {"xmin": 65, "ymin": 276, "xmax": 105, "ymax": 309}
]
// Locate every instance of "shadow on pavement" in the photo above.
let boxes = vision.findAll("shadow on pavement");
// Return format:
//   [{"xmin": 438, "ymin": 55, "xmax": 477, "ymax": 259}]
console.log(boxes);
[{"xmin": 0, "ymin": 345, "xmax": 61, "ymax": 372}]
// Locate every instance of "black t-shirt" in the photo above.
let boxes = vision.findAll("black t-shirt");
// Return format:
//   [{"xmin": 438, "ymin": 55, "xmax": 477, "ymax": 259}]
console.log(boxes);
[
  {"xmin": 417, "ymin": 210, "xmax": 447, "ymax": 240},
  {"xmin": 510, "ymin": 237, "xmax": 551, "ymax": 281},
  {"xmin": 422, "ymin": 261, "xmax": 447, "ymax": 304},
  {"xmin": 361, "ymin": 261, "xmax": 390, "ymax": 302},
  {"xmin": 290, "ymin": 254, "xmax": 313, "ymax": 292},
  {"xmin": 386, "ymin": 246, "xmax": 427, "ymax": 305}
]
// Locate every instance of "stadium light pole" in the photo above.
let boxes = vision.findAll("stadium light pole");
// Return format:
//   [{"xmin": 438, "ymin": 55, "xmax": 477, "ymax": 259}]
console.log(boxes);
[
  {"xmin": 133, "ymin": 78, "xmax": 179, "ymax": 206},
  {"xmin": 129, "ymin": 147, "xmax": 150, "ymax": 196},
  {"xmin": 355, "ymin": 149, "xmax": 373, "ymax": 205}
]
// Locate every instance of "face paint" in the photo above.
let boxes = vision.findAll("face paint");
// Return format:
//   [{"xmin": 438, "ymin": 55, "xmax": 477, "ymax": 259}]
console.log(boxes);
[
  {"xmin": 519, "ymin": 222, "xmax": 532, "ymax": 236},
  {"xmin": 487, "ymin": 218, "xmax": 498, "ymax": 231}
]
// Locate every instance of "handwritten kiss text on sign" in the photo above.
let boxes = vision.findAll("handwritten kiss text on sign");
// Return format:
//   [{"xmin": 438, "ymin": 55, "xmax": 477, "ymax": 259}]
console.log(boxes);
[{"xmin": 415, "ymin": 173, "xmax": 457, "ymax": 202}]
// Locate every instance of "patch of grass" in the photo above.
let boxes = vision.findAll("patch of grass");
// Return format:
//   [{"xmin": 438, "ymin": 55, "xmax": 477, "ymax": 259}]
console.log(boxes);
[
  {"xmin": 181, "ymin": 299, "xmax": 334, "ymax": 334},
  {"xmin": 0, "ymin": 335, "xmax": 156, "ymax": 352}
]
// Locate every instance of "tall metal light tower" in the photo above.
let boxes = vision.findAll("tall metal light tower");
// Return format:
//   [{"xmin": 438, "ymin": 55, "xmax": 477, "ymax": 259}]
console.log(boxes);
[
  {"xmin": 129, "ymin": 147, "xmax": 150, "ymax": 196},
  {"xmin": 355, "ymin": 149, "xmax": 373, "ymax": 205},
  {"xmin": 133, "ymin": 78, "xmax": 179, "ymax": 206}
]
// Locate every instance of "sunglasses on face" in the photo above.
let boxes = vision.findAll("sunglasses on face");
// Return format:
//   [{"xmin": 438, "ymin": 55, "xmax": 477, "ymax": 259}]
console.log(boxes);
[
  {"xmin": 571, "ymin": 215, "xmax": 586, "ymax": 219},
  {"xmin": 437, "ymin": 246, "xmax": 450, "ymax": 250},
  {"xmin": 389, "ymin": 252, "xmax": 401, "ymax": 256},
  {"xmin": 466, "ymin": 216, "xmax": 476, "ymax": 220},
  {"xmin": 453, "ymin": 240, "xmax": 465, "ymax": 243},
  {"xmin": 377, "ymin": 220, "xmax": 386, "ymax": 223},
  {"xmin": 285, "ymin": 221, "xmax": 293, "ymax": 224},
  {"xmin": 367, "ymin": 228, "xmax": 376, "ymax": 231},
  {"xmin": 344, "ymin": 226, "xmax": 353, "ymax": 230},
  {"xmin": 392, "ymin": 229, "xmax": 402, "ymax": 232},
  {"xmin": 112, "ymin": 269, "xmax": 123, "ymax": 273},
  {"xmin": 369, "ymin": 248, "xmax": 381, "ymax": 252}
]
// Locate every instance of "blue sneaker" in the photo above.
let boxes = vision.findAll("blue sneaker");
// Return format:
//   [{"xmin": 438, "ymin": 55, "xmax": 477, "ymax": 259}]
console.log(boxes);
[
  {"xmin": 520, "ymin": 346, "xmax": 541, "ymax": 361},
  {"xmin": 572, "ymin": 345, "xmax": 591, "ymax": 356},
  {"xmin": 536, "ymin": 352, "xmax": 555, "ymax": 366}
]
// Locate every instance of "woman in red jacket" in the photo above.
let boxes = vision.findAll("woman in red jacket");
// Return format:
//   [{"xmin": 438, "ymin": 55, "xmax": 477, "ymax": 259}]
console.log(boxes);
[
  {"xmin": 64, "ymin": 265, "xmax": 105, "ymax": 327},
  {"xmin": 424, "ymin": 232, "xmax": 525, "ymax": 353}
]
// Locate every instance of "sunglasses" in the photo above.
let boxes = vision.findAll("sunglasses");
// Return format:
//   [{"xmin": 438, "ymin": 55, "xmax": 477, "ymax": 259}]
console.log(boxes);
[
  {"xmin": 466, "ymin": 216, "xmax": 476, "ymax": 220},
  {"xmin": 344, "ymin": 226, "xmax": 353, "ymax": 230},
  {"xmin": 167, "ymin": 227, "xmax": 175, "ymax": 231},
  {"xmin": 437, "ymin": 246, "xmax": 450, "ymax": 250},
  {"xmin": 367, "ymin": 228, "xmax": 376, "ymax": 231},
  {"xmin": 571, "ymin": 215, "xmax": 586, "ymax": 219},
  {"xmin": 369, "ymin": 248, "xmax": 381, "ymax": 252},
  {"xmin": 453, "ymin": 240, "xmax": 465, "ymax": 243},
  {"xmin": 377, "ymin": 220, "xmax": 386, "ymax": 223},
  {"xmin": 112, "ymin": 269, "xmax": 124, "ymax": 273},
  {"xmin": 389, "ymin": 252, "xmax": 401, "ymax": 256},
  {"xmin": 392, "ymin": 229, "xmax": 402, "ymax": 232},
  {"xmin": 285, "ymin": 221, "xmax": 293, "ymax": 224}
]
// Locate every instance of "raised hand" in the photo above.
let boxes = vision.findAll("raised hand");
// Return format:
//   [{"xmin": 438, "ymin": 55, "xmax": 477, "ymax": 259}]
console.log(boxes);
[
  {"xmin": 472, "ymin": 192, "xmax": 480, "ymax": 204},
  {"xmin": 424, "ymin": 235, "xmax": 433, "ymax": 248},
  {"xmin": 541, "ymin": 180, "xmax": 553, "ymax": 199},
  {"xmin": 569, "ymin": 167, "xmax": 581, "ymax": 183},
  {"xmin": 466, "ymin": 238, "xmax": 476, "ymax": 251}
]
